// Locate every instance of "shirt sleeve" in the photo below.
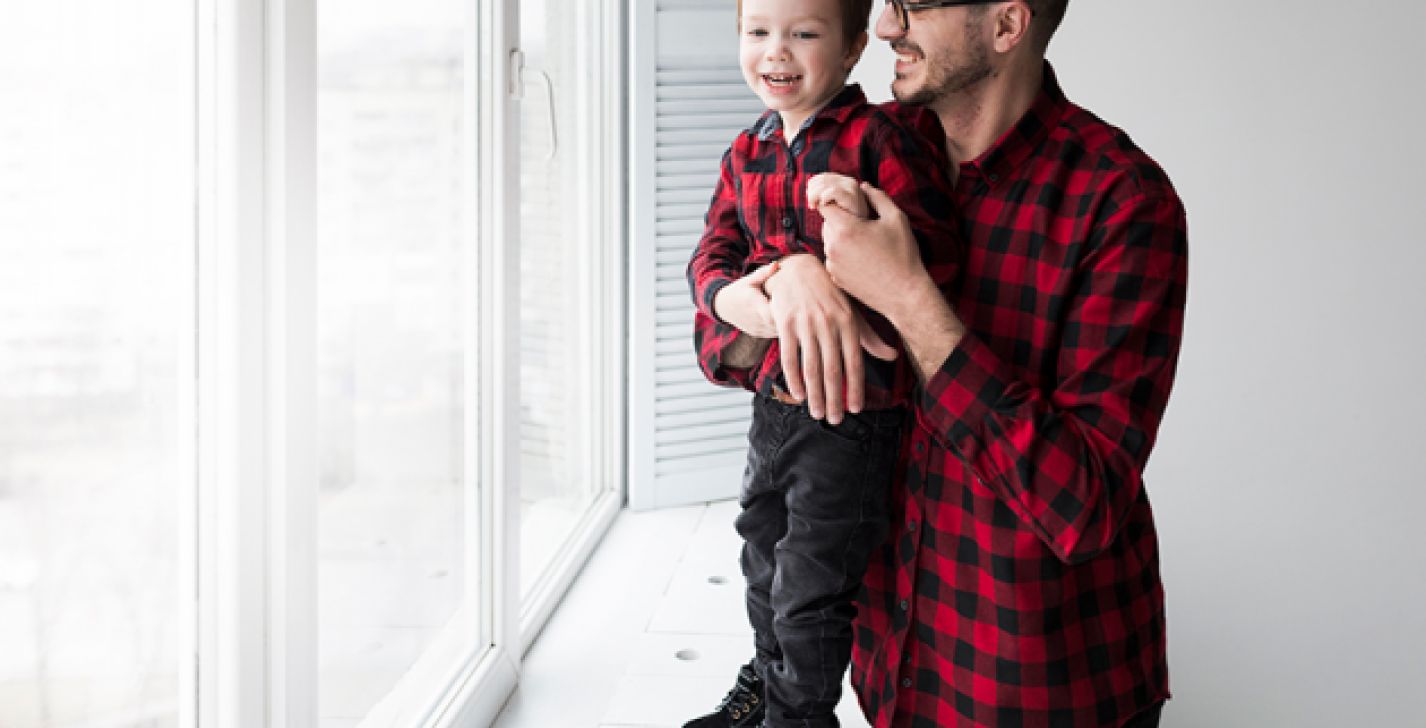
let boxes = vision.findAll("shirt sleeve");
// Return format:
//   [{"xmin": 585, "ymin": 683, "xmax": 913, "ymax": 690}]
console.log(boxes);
[
  {"xmin": 692, "ymin": 310, "xmax": 762, "ymax": 390},
  {"xmin": 865, "ymin": 117, "xmax": 962, "ymax": 291},
  {"xmin": 914, "ymin": 190, "xmax": 1188, "ymax": 565},
  {"xmin": 686, "ymin": 146, "xmax": 748, "ymax": 321},
  {"xmin": 687, "ymin": 143, "xmax": 760, "ymax": 390}
]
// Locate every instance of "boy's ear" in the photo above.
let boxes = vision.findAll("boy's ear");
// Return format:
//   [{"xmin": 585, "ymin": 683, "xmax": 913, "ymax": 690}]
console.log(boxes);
[{"xmin": 843, "ymin": 30, "xmax": 869, "ymax": 72}]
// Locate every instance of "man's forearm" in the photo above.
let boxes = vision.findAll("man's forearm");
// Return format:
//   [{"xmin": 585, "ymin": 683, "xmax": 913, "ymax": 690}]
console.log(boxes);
[
  {"xmin": 722, "ymin": 334, "xmax": 772, "ymax": 368},
  {"xmin": 888, "ymin": 279, "xmax": 966, "ymax": 383}
]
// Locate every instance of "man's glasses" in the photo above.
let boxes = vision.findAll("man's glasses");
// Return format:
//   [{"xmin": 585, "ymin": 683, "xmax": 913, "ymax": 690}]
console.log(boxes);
[{"xmin": 885, "ymin": 0, "xmax": 1014, "ymax": 31}]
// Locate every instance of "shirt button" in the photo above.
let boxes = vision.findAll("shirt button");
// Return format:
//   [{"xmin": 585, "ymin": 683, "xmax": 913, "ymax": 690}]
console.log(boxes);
[
  {"xmin": 901, "ymin": 677, "xmax": 912, "ymax": 688},
  {"xmin": 899, "ymin": 599, "xmax": 909, "ymax": 611},
  {"xmin": 915, "ymin": 442, "xmax": 925, "ymax": 454},
  {"xmin": 781, "ymin": 216, "xmax": 793, "ymax": 229},
  {"xmin": 907, "ymin": 520, "xmax": 917, "ymax": 532}
]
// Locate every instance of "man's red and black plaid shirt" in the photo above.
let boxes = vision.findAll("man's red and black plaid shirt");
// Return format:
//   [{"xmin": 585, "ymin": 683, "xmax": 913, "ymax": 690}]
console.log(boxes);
[
  {"xmin": 687, "ymin": 84, "xmax": 960, "ymax": 409},
  {"xmin": 844, "ymin": 65, "xmax": 1187, "ymax": 727}
]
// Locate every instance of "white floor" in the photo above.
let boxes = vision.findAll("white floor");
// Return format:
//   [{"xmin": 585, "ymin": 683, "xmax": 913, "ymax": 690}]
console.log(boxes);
[{"xmin": 492, "ymin": 500, "xmax": 872, "ymax": 728}]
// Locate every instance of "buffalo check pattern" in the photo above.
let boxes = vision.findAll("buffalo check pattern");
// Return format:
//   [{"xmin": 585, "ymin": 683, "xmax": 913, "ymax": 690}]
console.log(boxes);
[
  {"xmin": 687, "ymin": 84, "xmax": 961, "ymax": 410},
  {"xmin": 847, "ymin": 64, "xmax": 1187, "ymax": 728}
]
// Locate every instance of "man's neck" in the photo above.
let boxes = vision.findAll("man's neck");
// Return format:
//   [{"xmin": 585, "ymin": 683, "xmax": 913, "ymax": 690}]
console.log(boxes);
[{"xmin": 931, "ymin": 57, "xmax": 1043, "ymax": 170}]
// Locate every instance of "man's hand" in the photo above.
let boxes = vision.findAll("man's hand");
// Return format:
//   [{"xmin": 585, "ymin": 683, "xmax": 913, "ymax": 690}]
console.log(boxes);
[
  {"xmin": 822, "ymin": 183, "xmax": 966, "ymax": 381},
  {"xmin": 764, "ymin": 255, "xmax": 896, "ymax": 424},
  {"xmin": 712, "ymin": 262, "xmax": 780, "ymax": 339},
  {"xmin": 807, "ymin": 173, "xmax": 869, "ymax": 219},
  {"xmin": 820, "ymin": 182, "xmax": 935, "ymax": 320}
]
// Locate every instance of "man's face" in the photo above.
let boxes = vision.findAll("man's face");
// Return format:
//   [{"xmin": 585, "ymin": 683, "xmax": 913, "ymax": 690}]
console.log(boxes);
[
  {"xmin": 875, "ymin": 2, "xmax": 993, "ymax": 106},
  {"xmin": 739, "ymin": 0, "xmax": 859, "ymax": 122}
]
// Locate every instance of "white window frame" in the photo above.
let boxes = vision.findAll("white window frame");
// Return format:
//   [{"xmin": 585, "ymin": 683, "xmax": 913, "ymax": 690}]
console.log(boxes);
[{"xmin": 197, "ymin": 0, "xmax": 318, "ymax": 725}]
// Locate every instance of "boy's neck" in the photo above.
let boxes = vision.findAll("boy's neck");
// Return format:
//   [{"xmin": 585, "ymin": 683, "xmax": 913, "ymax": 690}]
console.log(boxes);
[
  {"xmin": 775, "ymin": 83, "xmax": 848, "ymax": 144},
  {"xmin": 778, "ymin": 110, "xmax": 812, "ymax": 141}
]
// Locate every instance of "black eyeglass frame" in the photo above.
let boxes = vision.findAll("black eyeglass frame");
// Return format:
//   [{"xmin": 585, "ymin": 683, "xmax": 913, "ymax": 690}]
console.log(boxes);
[{"xmin": 885, "ymin": 0, "xmax": 1026, "ymax": 31}]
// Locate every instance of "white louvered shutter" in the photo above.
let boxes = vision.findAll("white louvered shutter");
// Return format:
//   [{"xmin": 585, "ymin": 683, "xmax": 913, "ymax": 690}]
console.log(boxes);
[{"xmin": 628, "ymin": 0, "xmax": 765, "ymax": 509}]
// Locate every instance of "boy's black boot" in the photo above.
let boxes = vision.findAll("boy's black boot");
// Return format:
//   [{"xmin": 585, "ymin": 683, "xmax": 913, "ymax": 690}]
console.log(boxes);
[{"xmin": 682, "ymin": 660, "xmax": 765, "ymax": 728}]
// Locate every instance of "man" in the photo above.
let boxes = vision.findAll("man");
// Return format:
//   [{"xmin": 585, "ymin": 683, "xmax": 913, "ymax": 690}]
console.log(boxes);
[{"xmin": 700, "ymin": 0, "xmax": 1187, "ymax": 726}]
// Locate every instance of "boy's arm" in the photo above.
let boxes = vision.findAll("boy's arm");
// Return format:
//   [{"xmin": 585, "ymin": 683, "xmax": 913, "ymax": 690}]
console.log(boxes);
[
  {"xmin": 687, "ymin": 147, "xmax": 749, "ymax": 322},
  {"xmin": 688, "ymin": 145, "xmax": 767, "ymax": 389}
]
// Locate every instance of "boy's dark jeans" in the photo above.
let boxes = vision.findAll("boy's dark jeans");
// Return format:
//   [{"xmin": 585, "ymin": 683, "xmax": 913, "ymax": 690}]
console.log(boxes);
[{"xmin": 736, "ymin": 394, "xmax": 904, "ymax": 728}]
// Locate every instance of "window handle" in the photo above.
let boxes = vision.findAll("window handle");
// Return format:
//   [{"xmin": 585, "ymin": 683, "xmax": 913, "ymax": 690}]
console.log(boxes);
[
  {"xmin": 508, "ymin": 49, "xmax": 525, "ymax": 99},
  {"xmin": 526, "ymin": 68, "xmax": 559, "ymax": 162}
]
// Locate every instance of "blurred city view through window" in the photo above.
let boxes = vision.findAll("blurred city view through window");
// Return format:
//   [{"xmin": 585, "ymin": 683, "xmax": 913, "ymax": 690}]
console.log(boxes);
[
  {"xmin": 315, "ymin": 1, "xmax": 475, "ymax": 724},
  {"xmin": 0, "ymin": 3, "xmax": 195, "ymax": 726}
]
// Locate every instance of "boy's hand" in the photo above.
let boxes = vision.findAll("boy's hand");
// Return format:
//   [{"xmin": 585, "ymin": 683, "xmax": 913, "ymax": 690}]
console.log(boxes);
[
  {"xmin": 712, "ymin": 262, "xmax": 780, "ymax": 339},
  {"xmin": 807, "ymin": 173, "xmax": 869, "ymax": 219}
]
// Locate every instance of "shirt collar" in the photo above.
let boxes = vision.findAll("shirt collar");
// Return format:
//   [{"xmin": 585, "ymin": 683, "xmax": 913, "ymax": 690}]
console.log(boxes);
[
  {"xmin": 751, "ymin": 84, "xmax": 867, "ymax": 141},
  {"xmin": 965, "ymin": 62, "xmax": 1070, "ymax": 187}
]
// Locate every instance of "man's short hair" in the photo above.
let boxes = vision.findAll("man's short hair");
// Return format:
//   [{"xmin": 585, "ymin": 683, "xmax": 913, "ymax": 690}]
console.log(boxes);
[
  {"xmin": 1025, "ymin": 0, "xmax": 1068, "ymax": 50},
  {"xmin": 737, "ymin": 0, "xmax": 875, "ymax": 49}
]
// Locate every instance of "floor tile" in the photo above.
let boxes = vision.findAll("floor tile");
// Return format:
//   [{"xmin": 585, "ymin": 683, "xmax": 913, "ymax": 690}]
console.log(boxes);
[
  {"xmin": 625, "ymin": 632, "xmax": 752, "ymax": 678},
  {"xmin": 646, "ymin": 562, "xmax": 751, "ymax": 636},
  {"xmin": 601, "ymin": 674, "xmax": 739, "ymax": 726},
  {"xmin": 496, "ymin": 501, "xmax": 872, "ymax": 728}
]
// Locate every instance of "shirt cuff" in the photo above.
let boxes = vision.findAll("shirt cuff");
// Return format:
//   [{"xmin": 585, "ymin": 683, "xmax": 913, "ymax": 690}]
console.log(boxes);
[
  {"xmin": 699, "ymin": 276, "xmax": 735, "ymax": 324},
  {"xmin": 914, "ymin": 330, "xmax": 1013, "ymax": 457}
]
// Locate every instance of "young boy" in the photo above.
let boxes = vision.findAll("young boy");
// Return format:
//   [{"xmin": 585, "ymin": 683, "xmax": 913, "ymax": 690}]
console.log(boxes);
[{"xmin": 684, "ymin": 0, "xmax": 961, "ymax": 726}]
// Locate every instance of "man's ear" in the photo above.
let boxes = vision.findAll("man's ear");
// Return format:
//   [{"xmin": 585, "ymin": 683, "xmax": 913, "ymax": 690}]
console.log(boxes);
[
  {"xmin": 844, "ymin": 30, "xmax": 869, "ymax": 72},
  {"xmin": 992, "ymin": 2, "xmax": 1034, "ymax": 54}
]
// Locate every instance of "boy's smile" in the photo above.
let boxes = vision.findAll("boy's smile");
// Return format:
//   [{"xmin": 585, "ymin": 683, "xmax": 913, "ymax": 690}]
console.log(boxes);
[{"xmin": 760, "ymin": 73, "xmax": 805, "ymax": 94}]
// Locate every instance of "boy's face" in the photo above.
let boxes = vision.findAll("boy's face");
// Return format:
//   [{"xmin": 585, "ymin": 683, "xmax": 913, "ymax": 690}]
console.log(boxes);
[{"xmin": 739, "ymin": 0, "xmax": 864, "ymax": 125}]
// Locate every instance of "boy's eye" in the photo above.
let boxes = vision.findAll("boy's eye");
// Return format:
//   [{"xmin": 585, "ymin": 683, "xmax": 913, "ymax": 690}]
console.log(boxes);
[
  {"xmin": 792, "ymin": 31, "xmax": 821, "ymax": 39},
  {"xmin": 745, "ymin": 28, "xmax": 768, "ymax": 37}
]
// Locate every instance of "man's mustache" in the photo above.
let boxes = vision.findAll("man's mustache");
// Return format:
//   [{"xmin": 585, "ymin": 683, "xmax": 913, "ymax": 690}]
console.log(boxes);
[{"xmin": 890, "ymin": 40, "xmax": 924, "ymax": 57}]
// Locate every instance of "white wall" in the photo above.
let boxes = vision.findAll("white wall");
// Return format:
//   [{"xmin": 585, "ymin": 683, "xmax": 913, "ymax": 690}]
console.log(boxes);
[{"xmin": 854, "ymin": 3, "xmax": 1426, "ymax": 725}]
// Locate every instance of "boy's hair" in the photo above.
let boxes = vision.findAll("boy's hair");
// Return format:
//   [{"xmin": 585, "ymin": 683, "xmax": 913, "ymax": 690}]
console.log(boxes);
[{"xmin": 737, "ymin": 0, "xmax": 874, "ymax": 50}]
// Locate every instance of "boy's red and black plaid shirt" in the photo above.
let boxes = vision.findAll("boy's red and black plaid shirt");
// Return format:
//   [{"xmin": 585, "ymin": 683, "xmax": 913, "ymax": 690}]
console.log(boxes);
[
  {"xmin": 845, "ymin": 66, "xmax": 1187, "ymax": 727},
  {"xmin": 686, "ymin": 84, "xmax": 961, "ymax": 409}
]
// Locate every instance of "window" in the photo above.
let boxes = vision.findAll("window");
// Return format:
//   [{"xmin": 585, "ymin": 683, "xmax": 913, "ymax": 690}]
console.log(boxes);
[{"xmin": 0, "ymin": 1, "xmax": 622, "ymax": 724}]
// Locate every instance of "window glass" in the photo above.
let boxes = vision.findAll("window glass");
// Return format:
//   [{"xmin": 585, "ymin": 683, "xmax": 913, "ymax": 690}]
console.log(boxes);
[
  {"xmin": 0, "ymin": 3, "xmax": 195, "ymax": 726},
  {"xmin": 315, "ymin": 1, "xmax": 477, "ymax": 723}
]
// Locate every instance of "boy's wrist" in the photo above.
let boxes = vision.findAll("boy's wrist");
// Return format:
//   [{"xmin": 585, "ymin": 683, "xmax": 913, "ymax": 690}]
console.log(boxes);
[
  {"xmin": 714, "ymin": 281, "xmax": 755, "ymax": 333},
  {"xmin": 707, "ymin": 278, "xmax": 736, "ymax": 325}
]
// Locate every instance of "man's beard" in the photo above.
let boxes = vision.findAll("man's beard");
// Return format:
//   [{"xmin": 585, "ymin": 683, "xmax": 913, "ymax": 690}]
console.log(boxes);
[{"xmin": 891, "ymin": 31, "xmax": 992, "ymax": 106}]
